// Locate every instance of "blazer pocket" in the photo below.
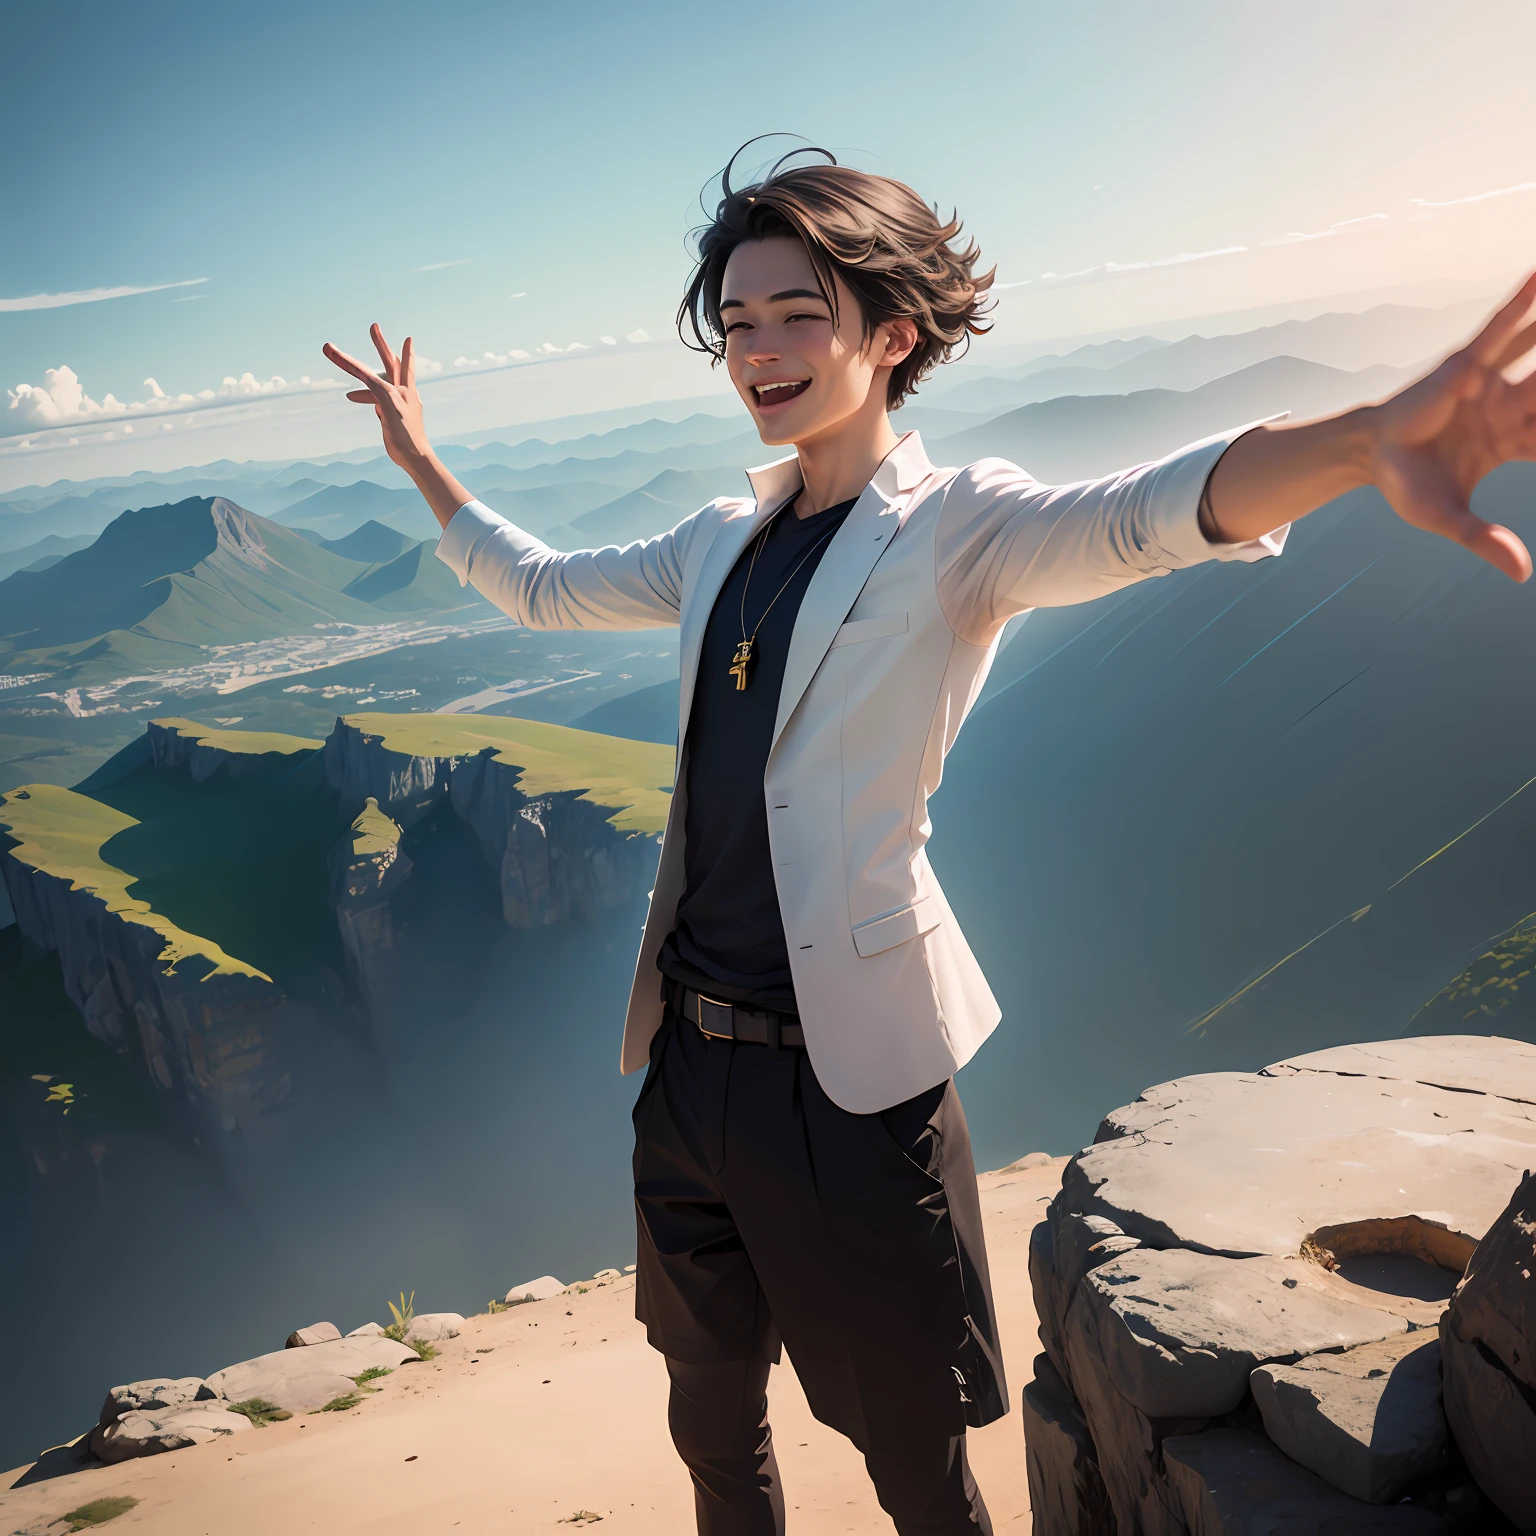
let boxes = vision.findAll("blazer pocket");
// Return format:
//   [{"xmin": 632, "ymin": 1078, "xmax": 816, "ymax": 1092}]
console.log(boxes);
[
  {"xmin": 851, "ymin": 893, "xmax": 942, "ymax": 957},
  {"xmin": 830, "ymin": 610, "xmax": 908, "ymax": 648}
]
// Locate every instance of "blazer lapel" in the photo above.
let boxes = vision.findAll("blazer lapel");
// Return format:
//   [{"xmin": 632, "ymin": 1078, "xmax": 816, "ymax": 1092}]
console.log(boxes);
[
  {"xmin": 675, "ymin": 452, "xmax": 800, "ymax": 757},
  {"xmin": 770, "ymin": 431, "xmax": 938, "ymax": 753}
]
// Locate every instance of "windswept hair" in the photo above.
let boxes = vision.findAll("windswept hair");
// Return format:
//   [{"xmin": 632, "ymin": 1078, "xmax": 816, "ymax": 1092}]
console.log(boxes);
[{"xmin": 678, "ymin": 143, "xmax": 995, "ymax": 409}]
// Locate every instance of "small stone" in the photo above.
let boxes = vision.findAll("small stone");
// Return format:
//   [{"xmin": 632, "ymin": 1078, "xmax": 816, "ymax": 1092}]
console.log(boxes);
[
  {"xmin": 506, "ymin": 1275, "xmax": 566, "ymax": 1304},
  {"xmin": 345, "ymin": 1322, "xmax": 386, "ymax": 1338},
  {"xmin": 1008, "ymin": 1152, "xmax": 1055, "ymax": 1171},
  {"xmin": 622, "ymin": 1264, "xmax": 636, "ymax": 1274},
  {"xmin": 405, "ymin": 1312, "xmax": 464, "ymax": 1344},
  {"xmin": 593, "ymin": 1269, "xmax": 622, "ymax": 1281},
  {"xmin": 285, "ymin": 1322, "xmax": 342, "ymax": 1348}
]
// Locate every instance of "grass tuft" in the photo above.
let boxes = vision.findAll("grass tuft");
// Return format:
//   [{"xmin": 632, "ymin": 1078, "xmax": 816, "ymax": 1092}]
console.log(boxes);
[
  {"xmin": 352, "ymin": 1366, "xmax": 392, "ymax": 1385},
  {"xmin": 319, "ymin": 1392, "xmax": 364, "ymax": 1412},
  {"xmin": 61, "ymin": 1495, "xmax": 140, "ymax": 1530},
  {"xmin": 225, "ymin": 1397, "xmax": 292, "ymax": 1427}
]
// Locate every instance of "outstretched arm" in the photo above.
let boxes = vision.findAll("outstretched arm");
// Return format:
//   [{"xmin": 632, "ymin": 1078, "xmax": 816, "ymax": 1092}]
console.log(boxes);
[
  {"xmin": 322, "ymin": 325, "xmax": 479, "ymax": 529},
  {"xmin": 322, "ymin": 325, "xmax": 691, "ymax": 630},
  {"xmin": 1201, "ymin": 272, "xmax": 1536, "ymax": 582}
]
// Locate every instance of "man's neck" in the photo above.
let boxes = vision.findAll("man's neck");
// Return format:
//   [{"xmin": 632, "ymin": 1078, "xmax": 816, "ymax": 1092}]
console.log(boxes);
[{"xmin": 789, "ymin": 398, "xmax": 902, "ymax": 519}]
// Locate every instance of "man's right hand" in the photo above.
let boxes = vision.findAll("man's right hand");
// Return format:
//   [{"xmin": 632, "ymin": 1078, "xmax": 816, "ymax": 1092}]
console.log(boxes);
[{"xmin": 322, "ymin": 324, "xmax": 474, "ymax": 530}]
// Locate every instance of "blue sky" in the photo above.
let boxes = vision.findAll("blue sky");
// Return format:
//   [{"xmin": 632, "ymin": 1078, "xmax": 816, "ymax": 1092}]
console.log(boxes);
[{"xmin": 4, "ymin": 0, "xmax": 1534, "ymax": 481}]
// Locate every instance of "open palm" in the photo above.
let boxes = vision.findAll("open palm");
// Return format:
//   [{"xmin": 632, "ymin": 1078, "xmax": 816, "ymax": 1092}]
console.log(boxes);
[{"xmin": 1372, "ymin": 272, "xmax": 1536, "ymax": 582}]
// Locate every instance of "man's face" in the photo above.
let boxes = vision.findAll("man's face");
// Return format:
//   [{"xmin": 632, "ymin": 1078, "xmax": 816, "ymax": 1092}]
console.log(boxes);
[{"xmin": 719, "ymin": 236, "xmax": 904, "ymax": 447}]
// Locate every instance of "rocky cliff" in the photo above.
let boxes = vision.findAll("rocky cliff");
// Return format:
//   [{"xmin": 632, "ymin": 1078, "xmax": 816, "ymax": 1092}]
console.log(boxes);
[
  {"xmin": 147, "ymin": 717, "xmax": 323, "ymax": 783},
  {"xmin": 327, "ymin": 796, "xmax": 411, "ymax": 1005},
  {"xmin": 0, "ymin": 784, "xmax": 301, "ymax": 1142},
  {"xmin": 324, "ymin": 712, "xmax": 667, "ymax": 928}
]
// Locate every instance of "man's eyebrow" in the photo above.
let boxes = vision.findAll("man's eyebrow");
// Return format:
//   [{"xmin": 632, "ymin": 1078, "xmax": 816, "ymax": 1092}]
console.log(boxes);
[{"xmin": 718, "ymin": 288, "xmax": 829, "ymax": 311}]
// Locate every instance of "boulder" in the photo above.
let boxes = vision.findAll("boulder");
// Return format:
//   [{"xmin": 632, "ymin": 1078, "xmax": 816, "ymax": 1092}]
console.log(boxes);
[
  {"xmin": 1063, "ymin": 1035, "xmax": 1536, "ymax": 1259},
  {"xmin": 206, "ymin": 1335, "xmax": 418, "ymax": 1412},
  {"xmin": 346, "ymin": 1321, "xmax": 385, "ymax": 1338},
  {"xmin": 1009, "ymin": 1152, "xmax": 1056, "ymax": 1171},
  {"xmin": 506, "ymin": 1275, "xmax": 566, "ymax": 1304},
  {"xmin": 91, "ymin": 1401, "xmax": 253, "ymax": 1463},
  {"xmin": 593, "ymin": 1268, "xmax": 623, "ymax": 1281},
  {"xmin": 1251, "ymin": 1332, "xmax": 1448, "ymax": 1504},
  {"xmin": 1440, "ymin": 1169, "xmax": 1536, "ymax": 1535},
  {"xmin": 1021, "ymin": 1352, "xmax": 1115, "ymax": 1536},
  {"xmin": 285, "ymin": 1321, "xmax": 342, "ymax": 1348},
  {"xmin": 1075, "ymin": 1248, "xmax": 1406, "ymax": 1418},
  {"xmin": 1160, "ymin": 1427, "xmax": 1446, "ymax": 1533},
  {"xmin": 405, "ymin": 1312, "xmax": 464, "ymax": 1344},
  {"xmin": 97, "ymin": 1376, "xmax": 215, "ymax": 1427},
  {"xmin": 1025, "ymin": 1036, "xmax": 1536, "ymax": 1531}
]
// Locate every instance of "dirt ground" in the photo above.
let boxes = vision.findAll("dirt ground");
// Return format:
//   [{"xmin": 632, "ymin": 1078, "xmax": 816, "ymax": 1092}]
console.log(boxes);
[{"xmin": 1, "ymin": 1158, "xmax": 1063, "ymax": 1535}]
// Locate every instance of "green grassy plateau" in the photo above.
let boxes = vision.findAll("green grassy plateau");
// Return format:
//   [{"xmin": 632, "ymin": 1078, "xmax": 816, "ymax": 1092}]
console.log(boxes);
[
  {"xmin": 342, "ymin": 711, "xmax": 674, "ymax": 834},
  {"xmin": 0, "ymin": 783, "xmax": 269, "ymax": 981}
]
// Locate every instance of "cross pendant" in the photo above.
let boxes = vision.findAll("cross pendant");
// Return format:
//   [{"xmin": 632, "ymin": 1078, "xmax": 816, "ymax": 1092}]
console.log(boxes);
[{"xmin": 729, "ymin": 639, "xmax": 755, "ymax": 691}]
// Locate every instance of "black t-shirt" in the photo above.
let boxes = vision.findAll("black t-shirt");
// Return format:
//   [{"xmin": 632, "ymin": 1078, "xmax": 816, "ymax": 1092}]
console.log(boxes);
[{"xmin": 657, "ymin": 491, "xmax": 860, "ymax": 1014}]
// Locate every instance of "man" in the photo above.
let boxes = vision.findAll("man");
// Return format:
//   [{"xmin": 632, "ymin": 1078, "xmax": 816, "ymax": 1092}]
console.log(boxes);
[{"xmin": 326, "ymin": 149, "xmax": 1535, "ymax": 1534}]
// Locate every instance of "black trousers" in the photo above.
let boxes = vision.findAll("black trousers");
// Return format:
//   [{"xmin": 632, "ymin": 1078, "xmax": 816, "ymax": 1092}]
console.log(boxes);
[{"xmin": 631, "ymin": 999, "xmax": 1007, "ymax": 1535}]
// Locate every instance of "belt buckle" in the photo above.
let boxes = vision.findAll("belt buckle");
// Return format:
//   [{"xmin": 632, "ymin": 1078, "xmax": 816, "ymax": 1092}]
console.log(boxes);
[{"xmin": 695, "ymin": 993, "xmax": 735, "ymax": 1040}]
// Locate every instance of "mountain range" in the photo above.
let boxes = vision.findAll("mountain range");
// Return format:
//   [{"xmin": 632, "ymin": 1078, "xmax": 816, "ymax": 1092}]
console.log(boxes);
[{"xmin": 0, "ymin": 497, "xmax": 490, "ymax": 675}]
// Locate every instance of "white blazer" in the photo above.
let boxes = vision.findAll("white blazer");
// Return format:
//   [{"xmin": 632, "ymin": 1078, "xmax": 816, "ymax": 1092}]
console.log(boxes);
[{"xmin": 435, "ymin": 426, "xmax": 1286, "ymax": 1113}]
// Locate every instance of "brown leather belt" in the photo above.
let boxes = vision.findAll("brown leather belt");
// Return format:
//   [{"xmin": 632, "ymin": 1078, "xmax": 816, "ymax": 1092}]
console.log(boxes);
[{"xmin": 667, "ymin": 980, "xmax": 806, "ymax": 1049}]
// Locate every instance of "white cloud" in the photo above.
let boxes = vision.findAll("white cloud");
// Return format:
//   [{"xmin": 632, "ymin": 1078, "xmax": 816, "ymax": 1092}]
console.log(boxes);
[
  {"xmin": 600, "ymin": 336, "xmax": 616, "ymax": 345},
  {"xmin": 0, "ymin": 277, "xmax": 208, "ymax": 313},
  {"xmin": 1261, "ymin": 213, "xmax": 1388, "ymax": 247},
  {"xmin": 565, "ymin": 341, "xmax": 590, "ymax": 352},
  {"xmin": 510, "ymin": 291, "xmax": 528, "ymax": 299},
  {"xmin": 625, "ymin": 328, "xmax": 653, "ymax": 344},
  {"xmin": 1409, "ymin": 179, "xmax": 1536, "ymax": 210},
  {"xmin": 536, "ymin": 342, "xmax": 565, "ymax": 355},
  {"xmin": 414, "ymin": 355, "xmax": 444, "ymax": 376},
  {"xmin": 4, "ymin": 364, "xmax": 341, "ymax": 439},
  {"xmin": 413, "ymin": 259, "xmax": 471, "ymax": 272}
]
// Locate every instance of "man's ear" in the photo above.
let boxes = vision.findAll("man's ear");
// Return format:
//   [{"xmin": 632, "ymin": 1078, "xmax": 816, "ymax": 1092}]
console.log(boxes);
[{"xmin": 879, "ymin": 318, "xmax": 919, "ymax": 369}]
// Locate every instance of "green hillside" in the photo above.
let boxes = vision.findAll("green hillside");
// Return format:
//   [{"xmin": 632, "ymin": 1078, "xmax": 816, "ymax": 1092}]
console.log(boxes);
[
  {"xmin": 343, "ymin": 711, "xmax": 674, "ymax": 833},
  {"xmin": 151, "ymin": 717, "xmax": 324, "ymax": 757},
  {"xmin": 0, "ymin": 783, "xmax": 269, "ymax": 981}
]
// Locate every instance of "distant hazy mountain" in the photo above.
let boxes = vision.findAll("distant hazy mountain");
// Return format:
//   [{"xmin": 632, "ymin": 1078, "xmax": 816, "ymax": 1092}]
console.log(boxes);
[
  {"xmin": 341, "ymin": 540, "xmax": 470, "ymax": 611},
  {"xmin": 935, "ymin": 301, "xmax": 1481, "ymax": 417},
  {"xmin": 0, "ymin": 532, "xmax": 96, "ymax": 582},
  {"xmin": 308, "ymin": 519, "xmax": 421, "ymax": 563},
  {"xmin": 437, "ymin": 412, "xmax": 752, "ymax": 474},
  {"xmin": 277, "ymin": 479, "xmax": 431, "ymax": 537},
  {"xmin": 455, "ymin": 479, "xmax": 624, "ymax": 536},
  {"xmin": 935, "ymin": 356, "xmax": 1408, "ymax": 482},
  {"xmin": 0, "ymin": 497, "xmax": 488, "ymax": 672}
]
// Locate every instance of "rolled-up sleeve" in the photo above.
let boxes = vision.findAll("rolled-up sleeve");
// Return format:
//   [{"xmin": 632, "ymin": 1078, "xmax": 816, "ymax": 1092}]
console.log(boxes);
[
  {"xmin": 432, "ymin": 497, "xmax": 711, "ymax": 631},
  {"xmin": 936, "ymin": 420, "xmax": 1289, "ymax": 644}
]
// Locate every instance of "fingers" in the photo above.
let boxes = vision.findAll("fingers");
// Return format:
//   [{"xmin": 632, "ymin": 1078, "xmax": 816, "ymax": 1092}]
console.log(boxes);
[
  {"xmin": 346, "ymin": 389, "xmax": 378, "ymax": 404},
  {"xmin": 323, "ymin": 342, "xmax": 389, "ymax": 393},
  {"xmin": 1467, "ymin": 270, "xmax": 1536, "ymax": 368},
  {"xmin": 1497, "ymin": 318, "xmax": 1536, "ymax": 385},
  {"xmin": 371, "ymin": 323, "xmax": 400, "ymax": 385},
  {"xmin": 401, "ymin": 335, "xmax": 415, "ymax": 390},
  {"xmin": 1417, "ymin": 494, "xmax": 1531, "ymax": 582}
]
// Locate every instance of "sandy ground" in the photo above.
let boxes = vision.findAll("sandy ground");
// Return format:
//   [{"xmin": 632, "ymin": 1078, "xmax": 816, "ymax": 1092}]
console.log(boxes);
[{"xmin": 1, "ymin": 1158, "xmax": 1063, "ymax": 1535}]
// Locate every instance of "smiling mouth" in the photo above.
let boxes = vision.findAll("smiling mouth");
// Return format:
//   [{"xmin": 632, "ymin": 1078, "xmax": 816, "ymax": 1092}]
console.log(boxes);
[{"xmin": 753, "ymin": 379, "xmax": 811, "ymax": 407}]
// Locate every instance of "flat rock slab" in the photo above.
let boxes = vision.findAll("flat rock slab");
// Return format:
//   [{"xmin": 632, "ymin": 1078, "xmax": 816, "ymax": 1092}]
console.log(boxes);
[
  {"xmin": 1079, "ymin": 1248, "xmax": 1405, "ymax": 1417},
  {"xmin": 206, "ymin": 1336, "xmax": 418, "ymax": 1412},
  {"xmin": 1251, "ymin": 1332, "xmax": 1447, "ymax": 1504},
  {"xmin": 1268, "ymin": 1035, "xmax": 1536, "ymax": 1103},
  {"xmin": 90, "ymin": 1402, "xmax": 253, "ymax": 1463},
  {"xmin": 1161, "ymin": 1427, "xmax": 1446, "ymax": 1533},
  {"xmin": 1062, "ymin": 1035, "xmax": 1536, "ymax": 1259}
]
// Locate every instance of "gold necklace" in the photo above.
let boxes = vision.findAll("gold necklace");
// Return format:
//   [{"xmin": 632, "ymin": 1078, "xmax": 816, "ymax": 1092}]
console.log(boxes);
[{"xmin": 729, "ymin": 502, "xmax": 841, "ymax": 692}]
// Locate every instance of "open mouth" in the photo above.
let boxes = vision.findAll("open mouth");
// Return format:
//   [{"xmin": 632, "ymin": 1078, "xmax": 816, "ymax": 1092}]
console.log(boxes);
[{"xmin": 752, "ymin": 379, "xmax": 811, "ymax": 408}]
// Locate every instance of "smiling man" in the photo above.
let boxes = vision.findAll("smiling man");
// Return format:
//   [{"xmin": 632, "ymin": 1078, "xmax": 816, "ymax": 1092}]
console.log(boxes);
[{"xmin": 326, "ymin": 147, "xmax": 1536, "ymax": 1535}]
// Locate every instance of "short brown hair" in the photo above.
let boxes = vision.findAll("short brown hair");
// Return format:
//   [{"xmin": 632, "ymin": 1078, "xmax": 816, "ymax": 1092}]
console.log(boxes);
[{"xmin": 678, "ymin": 145, "xmax": 995, "ymax": 409}]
